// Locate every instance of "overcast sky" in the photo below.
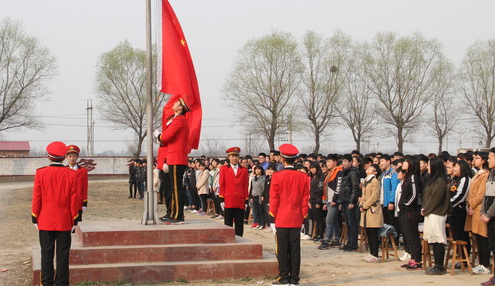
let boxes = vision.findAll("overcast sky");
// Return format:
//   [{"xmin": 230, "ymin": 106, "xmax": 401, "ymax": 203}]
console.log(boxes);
[{"xmin": 1, "ymin": 0, "xmax": 495, "ymax": 156}]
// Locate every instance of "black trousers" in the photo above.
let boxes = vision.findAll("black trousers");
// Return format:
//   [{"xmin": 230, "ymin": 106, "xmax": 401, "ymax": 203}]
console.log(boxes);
[
  {"xmin": 448, "ymin": 214, "xmax": 471, "ymax": 258},
  {"xmin": 383, "ymin": 206, "xmax": 401, "ymax": 244},
  {"xmin": 129, "ymin": 180, "xmax": 138, "ymax": 197},
  {"xmin": 275, "ymin": 227, "xmax": 301, "ymax": 285},
  {"xmin": 476, "ymin": 234, "xmax": 491, "ymax": 268},
  {"xmin": 488, "ymin": 219, "xmax": 495, "ymax": 267},
  {"xmin": 365, "ymin": 227, "xmax": 380, "ymax": 257},
  {"xmin": 401, "ymin": 209, "xmax": 422, "ymax": 262},
  {"xmin": 224, "ymin": 207, "xmax": 245, "ymax": 237},
  {"xmin": 309, "ymin": 203, "xmax": 324, "ymax": 238},
  {"xmin": 168, "ymin": 165, "xmax": 187, "ymax": 221},
  {"xmin": 39, "ymin": 230, "xmax": 71, "ymax": 286}
]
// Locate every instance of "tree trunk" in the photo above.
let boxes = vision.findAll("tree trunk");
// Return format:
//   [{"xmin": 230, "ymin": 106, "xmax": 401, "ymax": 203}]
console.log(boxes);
[
  {"xmin": 135, "ymin": 135, "xmax": 145, "ymax": 158},
  {"xmin": 485, "ymin": 127, "xmax": 493, "ymax": 148},
  {"xmin": 355, "ymin": 135, "xmax": 361, "ymax": 152},
  {"xmin": 313, "ymin": 131, "xmax": 320, "ymax": 154},
  {"xmin": 397, "ymin": 127, "xmax": 404, "ymax": 153},
  {"xmin": 437, "ymin": 136, "xmax": 443, "ymax": 155}
]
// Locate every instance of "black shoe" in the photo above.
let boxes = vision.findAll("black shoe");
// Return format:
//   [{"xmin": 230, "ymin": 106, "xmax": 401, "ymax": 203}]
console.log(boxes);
[
  {"xmin": 425, "ymin": 266, "xmax": 446, "ymax": 275},
  {"xmin": 318, "ymin": 242, "xmax": 330, "ymax": 250},
  {"xmin": 343, "ymin": 246, "xmax": 357, "ymax": 252},
  {"xmin": 329, "ymin": 241, "xmax": 341, "ymax": 247},
  {"xmin": 157, "ymin": 202, "xmax": 164, "ymax": 204},
  {"xmin": 127, "ymin": 196, "xmax": 132, "ymax": 199}
]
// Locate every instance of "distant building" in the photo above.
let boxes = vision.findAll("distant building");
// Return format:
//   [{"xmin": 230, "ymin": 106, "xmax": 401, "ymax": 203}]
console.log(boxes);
[{"xmin": 0, "ymin": 141, "xmax": 30, "ymax": 157}]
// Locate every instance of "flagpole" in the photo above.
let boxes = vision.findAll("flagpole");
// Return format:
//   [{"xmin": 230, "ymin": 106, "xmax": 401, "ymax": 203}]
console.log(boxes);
[{"xmin": 142, "ymin": 0, "xmax": 158, "ymax": 225}]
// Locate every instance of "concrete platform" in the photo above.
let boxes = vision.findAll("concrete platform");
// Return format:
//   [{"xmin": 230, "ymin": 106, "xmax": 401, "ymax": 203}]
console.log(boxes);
[
  {"xmin": 32, "ymin": 220, "xmax": 278, "ymax": 285},
  {"xmin": 75, "ymin": 220, "xmax": 235, "ymax": 246}
]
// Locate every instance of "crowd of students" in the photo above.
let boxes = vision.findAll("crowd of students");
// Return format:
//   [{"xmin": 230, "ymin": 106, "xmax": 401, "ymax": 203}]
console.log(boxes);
[{"xmin": 128, "ymin": 148, "xmax": 495, "ymax": 285}]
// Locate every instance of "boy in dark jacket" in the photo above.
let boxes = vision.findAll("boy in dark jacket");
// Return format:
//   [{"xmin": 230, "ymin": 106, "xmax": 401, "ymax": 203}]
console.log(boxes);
[{"xmin": 337, "ymin": 154, "xmax": 361, "ymax": 251}]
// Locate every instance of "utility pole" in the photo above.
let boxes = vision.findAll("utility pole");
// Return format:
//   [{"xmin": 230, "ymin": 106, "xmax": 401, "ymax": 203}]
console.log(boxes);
[
  {"xmin": 86, "ymin": 99, "xmax": 94, "ymax": 156},
  {"xmin": 142, "ymin": 0, "xmax": 159, "ymax": 225}
]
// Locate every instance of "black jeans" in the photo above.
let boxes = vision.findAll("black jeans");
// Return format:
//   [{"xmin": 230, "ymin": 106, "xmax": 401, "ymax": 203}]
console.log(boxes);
[
  {"xmin": 342, "ymin": 203, "xmax": 359, "ymax": 248},
  {"xmin": 39, "ymin": 230, "xmax": 71, "ymax": 286},
  {"xmin": 224, "ymin": 208, "xmax": 245, "ymax": 237},
  {"xmin": 275, "ymin": 227, "xmax": 301, "ymax": 285}
]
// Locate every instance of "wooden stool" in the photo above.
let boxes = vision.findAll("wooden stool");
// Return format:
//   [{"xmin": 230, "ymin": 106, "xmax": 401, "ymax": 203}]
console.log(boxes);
[
  {"xmin": 422, "ymin": 239, "xmax": 434, "ymax": 270},
  {"xmin": 340, "ymin": 222, "xmax": 347, "ymax": 247},
  {"xmin": 444, "ymin": 240, "xmax": 473, "ymax": 275},
  {"xmin": 206, "ymin": 199, "xmax": 215, "ymax": 216},
  {"xmin": 380, "ymin": 233, "xmax": 399, "ymax": 262},
  {"xmin": 358, "ymin": 226, "xmax": 369, "ymax": 253}
]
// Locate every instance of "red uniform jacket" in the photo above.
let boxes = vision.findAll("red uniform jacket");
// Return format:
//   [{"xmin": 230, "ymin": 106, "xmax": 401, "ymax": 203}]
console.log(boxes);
[
  {"xmin": 269, "ymin": 167, "xmax": 310, "ymax": 228},
  {"xmin": 31, "ymin": 164, "xmax": 80, "ymax": 231},
  {"xmin": 219, "ymin": 164, "xmax": 249, "ymax": 209},
  {"xmin": 74, "ymin": 165, "xmax": 89, "ymax": 208},
  {"xmin": 160, "ymin": 114, "xmax": 189, "ymax": 166}
]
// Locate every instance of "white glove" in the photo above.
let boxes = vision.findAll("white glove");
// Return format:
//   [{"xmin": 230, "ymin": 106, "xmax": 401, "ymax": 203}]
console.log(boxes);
[
  {"xmin": 220, "ymin": 202, "xmax": 225, "ymax": 211},
  {"xmin": 34, "ymin": 224, "xmax": 38, "ymax": 230},
  {"xmin": 162, "ymin": 163, "xmax": 169, "ymax": 173},
  {"xmin": 71, "ymin": 226, "xmax": 76, "ymax": 233},
  {"xmin": 82, "ymin": 206, "xmax": 87, "ymax": 212},
  {"xmin": 153, "ymin": 129, "xmax": 161, "ymax": 143},
  {"xmin": 245, "ymin": 204, "xmax": 248, "ymax": 209},
  {"xmin": 270, "ymin": 223, "xmax": 276, "ymax": 234}
]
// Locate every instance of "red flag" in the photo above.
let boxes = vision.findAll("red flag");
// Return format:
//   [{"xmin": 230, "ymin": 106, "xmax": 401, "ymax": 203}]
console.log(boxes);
[{"xmin": 160, "ymin": 0, "xmax": 202, "ymax": 151}]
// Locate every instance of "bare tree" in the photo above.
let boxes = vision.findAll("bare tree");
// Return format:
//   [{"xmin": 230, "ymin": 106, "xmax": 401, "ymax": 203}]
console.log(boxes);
[
  {"xmin": 223, "ymin": 32, "xmax": 303, "ymax": 150},
  {"xmin": 0, "ymin": 18, "xmax": 56, "ymax": 133},
  {"xmin": 363, "ymin": 32, "xmax": 446, "ymax": 153},
  {"xmin": 338, "ymin": 44, "xmax": 375, "ymax": 151},
  {"xmin": 459, "ymin": 40, "xmax": 495, "ymax": 148},
  {"xmin": 426, "ymin": 60, "xmax": 459, "ymax": 154},
  {"xmin": 95, "ymin": 41, "xmax": 167, "ymax": 157},
  {"xmin": 299, "ymin": 31, "xmax": 352, "ymax": 153}
]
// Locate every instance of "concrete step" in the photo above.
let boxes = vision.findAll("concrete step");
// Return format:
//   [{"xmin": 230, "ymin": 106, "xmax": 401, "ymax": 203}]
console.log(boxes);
[
  {"xmin": 32, "ymin": 252, "xmax": 278, "ymax": 285},
  {"xmin": 75, "ymin": 219, "xmax": 235, "ymax": 246},
  {"xmin": 32, "ymin": 236, "xmax": 264, "ymax": 265}
]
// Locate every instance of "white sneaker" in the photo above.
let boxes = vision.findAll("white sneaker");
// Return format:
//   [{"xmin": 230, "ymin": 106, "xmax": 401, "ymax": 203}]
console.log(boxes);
[
  {"xmin": 215, "ymin": 215, "xmax": 223, "ymax": 220},
  {"xmin": 191, "ymin": 210, "xmax": 198, "ymax": 214},
  {"xmin": 472, "ymin": 265, "xmax": 491, "ymax": 274},
  {"xmin": 365, "ymin": 255, "xmax": 379, "ymax": 263},
  {"xmin": 399, "ymin": 252, "xmax": 411, "ymax": 261},
  {"xmin": 301, "ymin": 234, "xmax": 312, "ymax": 240}
]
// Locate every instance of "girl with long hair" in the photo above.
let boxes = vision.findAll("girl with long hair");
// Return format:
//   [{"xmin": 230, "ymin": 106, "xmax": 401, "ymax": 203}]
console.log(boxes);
[
  {"xmin": 399, "ymin": 155, "xmax": 423, "ymax": 270},
  {"xmin": 309, "ymin": 161, "xmax": 325, "ymax": 241},
  {"xmin": 422, "ymin": 157, "xmax": 452, "ymax": 275},
  {"xmin": 466, "ymin": 152, "xmax": 491, "ymax": 274}
]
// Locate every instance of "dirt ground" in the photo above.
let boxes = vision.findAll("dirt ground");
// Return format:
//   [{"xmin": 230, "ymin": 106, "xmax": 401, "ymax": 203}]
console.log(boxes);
[{"xmin": 0, "ymin": 178, "xmax": 488, "ymax": 286}]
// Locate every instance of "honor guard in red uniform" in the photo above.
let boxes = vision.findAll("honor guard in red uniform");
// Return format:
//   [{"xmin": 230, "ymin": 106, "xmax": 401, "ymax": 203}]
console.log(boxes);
[
  {"xmin": 219, "ymin": 147, "xmax": 249, "ymax": 236},
  {"xmin": 158, "ymin": 97, "xmax": 190, "ymax": 224},
  {"xmin": 31, "ymin": 141, "xmax": 79, "ymax": 286},
  {"xmin": 66, "ymin": 145, "xmax": 89, "ymax": 222},
  {"xmin": 269, "ymin": 144, "xmax": 309, "ymax": 286}
]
